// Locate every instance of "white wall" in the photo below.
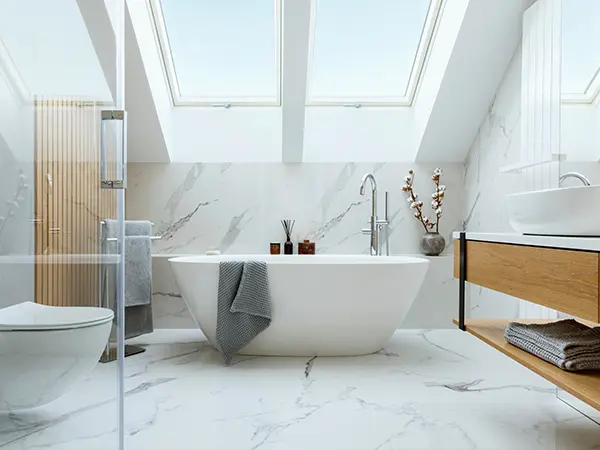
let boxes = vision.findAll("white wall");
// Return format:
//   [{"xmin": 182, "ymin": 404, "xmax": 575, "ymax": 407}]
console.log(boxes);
[
  {"xmin": 303, "ymin": 108, "xmax": 415, "ymax": 162},
  {"xmin": 0, "ymin": 0, "xmax": 111, "ymax": 100},
  {"xmin": 0, "ymin": 59, "xmax": 35, "ymax": 309},
  {"xmin": 127, "ymin": 162, "xmax": 464, "ymax": 255},
  {"xmin": 171, "ymin": 107, "xmax": 422, "ymax": 163},
  {"xmin": 463, "ymin": 46, "xmax": 525, "ymax": 319},
  {"xmin": 462, "ymin": 41, "xmax": 579, "ymax": 319},
  {"xmin": 172, "ymin": 108, "xmax": 282, "ymax": 163},
  {"xmin": 141, "ymin": 0, "xmax": 527, "ymax": 165},
  {"xmin": 126, "ymin": 161, "xmax": 464, "ymax": 329}
]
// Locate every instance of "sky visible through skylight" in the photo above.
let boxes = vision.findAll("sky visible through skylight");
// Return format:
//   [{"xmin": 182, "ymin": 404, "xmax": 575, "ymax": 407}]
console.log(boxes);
[
  {"xmin": 561, "ymin": 0, "xmax": 600, "ymax": 95},
  {"xmin": 161, "ymin": 0, "xmax": 278, "ymax": 101},
  {"xmin": 160, "ymin": 0, "xmax": 433, "ymax": 103},
  {"xmin": 309, "ymin": 0, "xmax": 431, "ymax": 102}
]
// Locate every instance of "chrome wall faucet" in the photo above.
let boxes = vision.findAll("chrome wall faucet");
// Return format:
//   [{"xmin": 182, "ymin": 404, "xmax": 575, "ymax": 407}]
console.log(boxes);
[
  {"xmin": 359, "ymin": 173, "xmax": 390, "ymax": 256},
  {"xmin": 559, "ymin": 172, "xmax": 591, "ymax": 187}
]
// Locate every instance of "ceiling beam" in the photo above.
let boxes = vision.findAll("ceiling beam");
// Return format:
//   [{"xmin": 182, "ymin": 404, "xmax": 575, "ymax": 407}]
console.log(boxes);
[
  {"xmin": 77, "ymin": 0, "xmax": 171, "ymax": 162},
  {"xmin": 76, "ymin": 0, "xmax": 117, "ymax": 101},
  {"xmin": 281, "ymin": 0, "xmax": 311, "ymax": 163},
  {"xmin": 125, "ymin": 0, "xmax": 172, "ymax": 163},
  {"xmin": 414, "ymin": 0, "xmax": 528, "ymax": 162}
]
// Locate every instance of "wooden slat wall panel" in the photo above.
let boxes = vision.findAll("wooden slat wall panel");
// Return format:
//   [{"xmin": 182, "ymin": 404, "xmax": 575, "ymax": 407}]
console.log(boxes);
[{"xmin": 34, "ymin": 97, "xmax": 117, "ymax": 307}]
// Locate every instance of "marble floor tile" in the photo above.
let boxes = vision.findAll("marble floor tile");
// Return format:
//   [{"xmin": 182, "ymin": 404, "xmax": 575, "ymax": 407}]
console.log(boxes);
[{"xmin": 1, "ymin": 330, "xmax": 599, "ymax": 449}]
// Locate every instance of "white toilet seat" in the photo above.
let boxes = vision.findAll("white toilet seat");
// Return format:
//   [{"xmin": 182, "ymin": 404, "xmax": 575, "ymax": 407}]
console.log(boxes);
[{"xmin": 0, "ymin": 302, "xmax": 114, "ymax": 331}]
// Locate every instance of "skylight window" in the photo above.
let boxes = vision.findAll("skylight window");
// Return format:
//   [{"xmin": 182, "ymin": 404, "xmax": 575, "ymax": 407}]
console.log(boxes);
[
  {"xmin": 561, "ymin": 0, "xmax": 600, "ymax": 101},
  {"xmin": 306, "ymin": 0, "xmax": 441, "ymax": 106},
  {"xmin": 151, "ymin": 0, "xmax": 280, "ymax": 105}
]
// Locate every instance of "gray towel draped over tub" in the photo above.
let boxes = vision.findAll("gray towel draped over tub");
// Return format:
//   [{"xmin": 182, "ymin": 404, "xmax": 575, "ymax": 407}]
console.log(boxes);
[
  {"xmin": 505, "ymin": 319, "xmax": 600, "ymax": 371},
  {"xmin": 217, "ymin": 260, "xmax": 272, "ymax": 364},
  {"xmin": 103, "ymin": 220, "xmax": 153, "ymax": 340}
]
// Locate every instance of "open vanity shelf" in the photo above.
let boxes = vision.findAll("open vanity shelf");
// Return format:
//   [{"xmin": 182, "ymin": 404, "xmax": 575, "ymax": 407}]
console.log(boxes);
[
  {"xmin": 453, "ymin": 232, "xmax": 600, "ymax": 412},
  {"xmin": 452, "ymin": 318, "xmax": 600, "ymax": 411}
]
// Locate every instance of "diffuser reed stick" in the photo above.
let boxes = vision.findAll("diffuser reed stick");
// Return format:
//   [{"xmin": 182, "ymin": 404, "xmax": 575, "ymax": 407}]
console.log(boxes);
[{"xmin": 281, "ymin": 219, "xmax": 295, "ymax": 255}]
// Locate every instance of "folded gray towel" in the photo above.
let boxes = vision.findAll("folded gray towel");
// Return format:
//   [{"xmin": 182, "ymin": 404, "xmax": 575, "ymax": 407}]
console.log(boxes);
[
  {"xmin": 216, "ymin": 261, "xmax": 271, "ymax": 364},
  {"xmin": 506, "ymin": 328, "xmax": 600, "ymax": 359},
  {"xmin": 505, "ymin": 320, "xmax": 600, "ymax": 372},
  {"xmin": 505, "ymin": 333, "xmax": 600, "ymax": 371},
  {"xmin": 506, "ymin": 320, "xmax": 600, "ymax": 357}
]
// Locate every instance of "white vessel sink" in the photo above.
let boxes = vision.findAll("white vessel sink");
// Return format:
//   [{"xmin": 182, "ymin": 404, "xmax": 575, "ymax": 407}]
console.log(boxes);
[{"xmin": 507, "ymin": 185, "xmax": 600, "ymax": 236}]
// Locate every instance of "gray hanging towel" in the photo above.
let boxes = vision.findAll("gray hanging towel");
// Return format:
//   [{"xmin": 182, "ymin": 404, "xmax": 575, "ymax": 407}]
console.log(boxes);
[
  {"xmin": 124, "ymin": 236, "xmax": 152, "ymax": 307},
  {"xmin": 103, "ymin": 219, "xmax": 154, "ymax": 340},
  {"xmin": 216, "ymin": 261, "xmax": 272, "ymax": 364},
  {"xmin": 125, "ymin": 220, "xmax": 152, "ymax": 237}
]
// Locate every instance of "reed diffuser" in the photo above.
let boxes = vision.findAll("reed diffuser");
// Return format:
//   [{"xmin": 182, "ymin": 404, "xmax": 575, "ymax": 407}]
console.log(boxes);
[{"xmin": 281, "ymin": 219, "xmax": 295, "ymax": 255}]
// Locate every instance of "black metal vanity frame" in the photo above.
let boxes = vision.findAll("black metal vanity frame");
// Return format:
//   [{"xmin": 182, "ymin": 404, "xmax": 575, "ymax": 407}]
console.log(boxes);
[{"xmin": 458, "ymin": 231, "xmax": 466, "ymax": 331}]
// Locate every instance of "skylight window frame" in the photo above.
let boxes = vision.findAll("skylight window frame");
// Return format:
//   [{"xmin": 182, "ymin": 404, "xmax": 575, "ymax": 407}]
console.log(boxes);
[
  {"xmin": 561, "ymin": 67, "xmax": 600, "ymax": 104},
  {"xmin": 149, "ymin": 0, "xmax": 282, "ymax": 107},
  {"xmin": 305, "ymin": 0, "xmax": 443, "ymax": 107}
]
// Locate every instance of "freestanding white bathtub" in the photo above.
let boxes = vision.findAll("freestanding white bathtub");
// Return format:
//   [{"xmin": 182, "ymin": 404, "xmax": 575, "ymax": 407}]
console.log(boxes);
[{"xmin": 169, "ymin": 255, "xmax": 429, "ymax": 356}]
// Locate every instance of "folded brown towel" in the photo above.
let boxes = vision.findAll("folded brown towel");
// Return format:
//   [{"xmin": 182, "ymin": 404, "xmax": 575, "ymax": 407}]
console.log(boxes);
[{"xmin": 504, "ymin": 320, "xmax": 600, "ymax": 372}]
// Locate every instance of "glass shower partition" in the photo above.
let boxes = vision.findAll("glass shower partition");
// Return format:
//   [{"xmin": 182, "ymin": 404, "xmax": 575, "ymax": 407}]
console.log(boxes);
[{"xmin": 0, "ymin": 1, "xmax": 126, "ymax": 448}]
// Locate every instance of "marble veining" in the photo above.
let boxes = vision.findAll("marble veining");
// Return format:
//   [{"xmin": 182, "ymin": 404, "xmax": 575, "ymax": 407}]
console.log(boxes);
[
  {"xmin": 219, "ymin": 209, "xmax": 253, "ymax": 253},
  {"xmin": 165, "ymin": 163, "xmax": 204, "ymax": 222},
  {"xmin": 129, "ymin": 162, "xmax": 466, "ymax": 331},
  {"xmin": 127, "ymin": 162, "xmax": 465, "ymax": 257},
  {"xmin": 425, "ymin": 379, "xmax": 555, "ymax": 394},
  {"xmin": 159, "ymin": 199, "xmax": 219, "ymax": 241},
  {"xmin": 304, "ymin": 356, "xmax": 317, "ymax": 378},
  {"xmin": 319, "ymin": 163, "xmax": 357, "ymax": 222},
  {"xmin": 305, "ymin": 199, "xmax": 367, "ymax": 243},
  {"xmin": 2, "ymin": 329, "xmax": 599, "ymax": 449},
  {"xmin": 462, "ymin": 45, "xmax": 527, "ymax": 320}
]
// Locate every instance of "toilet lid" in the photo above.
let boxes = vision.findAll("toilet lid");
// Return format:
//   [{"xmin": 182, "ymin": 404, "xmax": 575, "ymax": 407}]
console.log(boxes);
[{"xmin": 0, "ymin": 302, "xmax": 114, "ymax": 331}]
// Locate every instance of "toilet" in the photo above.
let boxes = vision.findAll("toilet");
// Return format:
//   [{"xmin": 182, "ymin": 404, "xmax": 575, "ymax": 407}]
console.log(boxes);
[{"xmin": 0, "ymin": 302, "xmax": 113, "ymax": 411}]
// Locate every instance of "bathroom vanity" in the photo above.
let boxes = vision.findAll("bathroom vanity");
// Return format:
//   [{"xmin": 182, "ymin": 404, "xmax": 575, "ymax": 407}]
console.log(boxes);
[{"xmin": 453, "ymin": 232, "xmax": 600, "ymax": 411}]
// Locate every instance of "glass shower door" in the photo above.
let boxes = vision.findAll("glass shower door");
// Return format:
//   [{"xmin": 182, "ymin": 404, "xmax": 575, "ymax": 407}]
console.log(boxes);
[{"xmin": 0, "ymin": 0, "xmax": 126, "ymax": 448}]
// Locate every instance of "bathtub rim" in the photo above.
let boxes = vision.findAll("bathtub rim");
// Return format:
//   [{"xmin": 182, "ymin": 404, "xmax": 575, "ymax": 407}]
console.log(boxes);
[{"xmin": 168, "ymin": 254, "xmax": 431, "ymax": 265}]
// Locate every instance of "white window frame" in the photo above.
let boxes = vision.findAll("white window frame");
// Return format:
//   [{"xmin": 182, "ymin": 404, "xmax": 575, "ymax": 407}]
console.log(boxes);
[
  {"xmin": 148, "ymin": 0, "xmax": 282, "ymax": 107},
  {"xmin": 305, "ymin": 0, "xmax": 443, "ymax": 107},
  {"xmin": 562, "ymin": 67, "xmax": 600, "ymax": 104}
]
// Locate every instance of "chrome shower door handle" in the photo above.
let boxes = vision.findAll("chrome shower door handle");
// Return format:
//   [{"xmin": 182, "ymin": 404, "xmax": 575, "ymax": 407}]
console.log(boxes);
[{"xmin": 100, "ymin": 109, "xmax": 128, "ymax": 190}]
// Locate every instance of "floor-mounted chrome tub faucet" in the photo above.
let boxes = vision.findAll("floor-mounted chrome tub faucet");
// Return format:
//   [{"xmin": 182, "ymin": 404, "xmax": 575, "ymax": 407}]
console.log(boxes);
[{"xmin": 359, "ymin": 173, "xmax": 389, "ymax": 256}]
